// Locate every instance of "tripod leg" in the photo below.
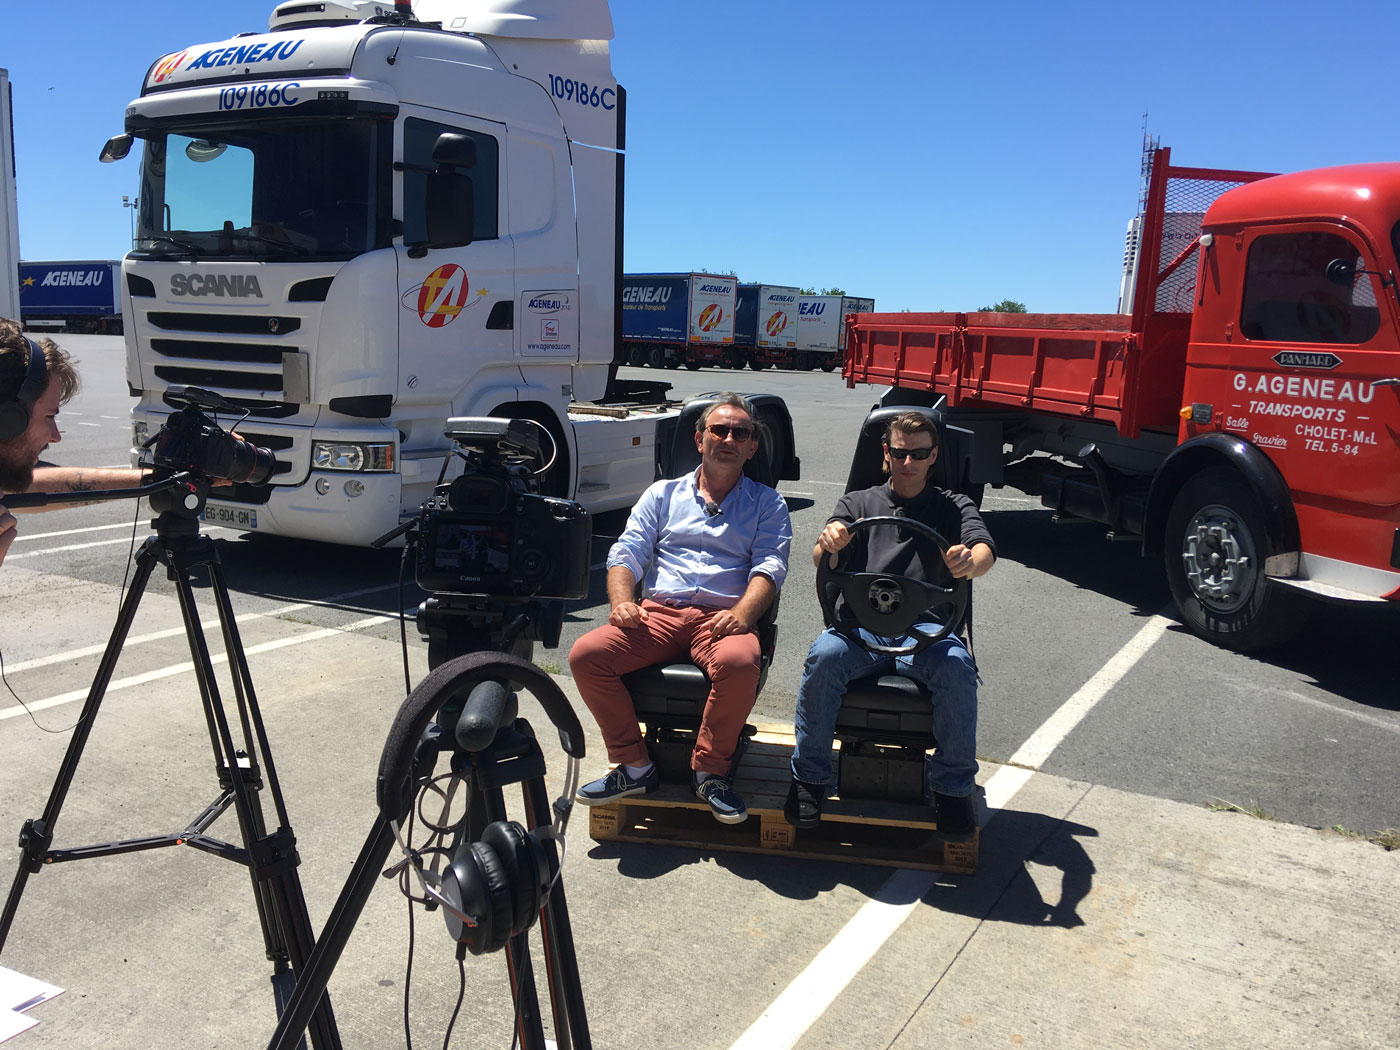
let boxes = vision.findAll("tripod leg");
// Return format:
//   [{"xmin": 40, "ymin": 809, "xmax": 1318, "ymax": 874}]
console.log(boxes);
[
  {"xmin": 168, "ymin": 551, "xmax": 341, "ymax": 1050},
  {"xmin": 0, "ymin": 538, "xmax": 163, "ymax": 951},
  {"xmin": 475, "ymin": 787, "xmax": 549, "ymax": 1050},
  {"xmin": 524, "ymin": 777, "xmax": 592, "ymax": 1050},
  {"xmin": 265, "ymin": 818, "xmax": 398, "ymax": 1050}
]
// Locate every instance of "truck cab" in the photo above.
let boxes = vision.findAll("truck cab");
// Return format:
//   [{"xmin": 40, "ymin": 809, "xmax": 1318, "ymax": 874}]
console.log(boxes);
[
  {"xmin": 107, "ymin": 0, "xmax": 628, "ymax": 544},
  {"xmin": 1175, "ymin": 165, "xmax": 1400, "ymax": 606}
]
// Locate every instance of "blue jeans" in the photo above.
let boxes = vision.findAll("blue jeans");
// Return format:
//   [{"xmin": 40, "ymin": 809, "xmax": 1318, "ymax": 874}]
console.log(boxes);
[{"xmin": 791, "ymin": 626, "xmax": 979, "ymax": 797}]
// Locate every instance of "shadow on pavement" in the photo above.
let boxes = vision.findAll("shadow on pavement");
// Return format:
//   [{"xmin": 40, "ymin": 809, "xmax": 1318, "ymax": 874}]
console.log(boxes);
[{"xmin": 586, "ymin": 807, "xmax": 1099, "ymax": 929}]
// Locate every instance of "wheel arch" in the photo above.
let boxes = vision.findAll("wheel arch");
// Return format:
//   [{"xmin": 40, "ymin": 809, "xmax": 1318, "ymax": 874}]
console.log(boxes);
[
  {"xmin": 484, "ymin": 398, "xmax": 574, "ymax": 498},
  {"xmin": 1143, "ymin": 434, "xmax": 1300, "ymax": 559}
]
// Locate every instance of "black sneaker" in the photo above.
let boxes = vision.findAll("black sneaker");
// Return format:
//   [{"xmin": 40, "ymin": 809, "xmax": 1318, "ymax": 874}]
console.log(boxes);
[
  {"xmin": 576, "ymin": 764, "xmax": 659, "ymax": 806},
  {"xmin": 932, "ymin": 791, "xmax": 978, "ymax": 842},
  {"xmin": 784, "ymin": 778, "xmax": 824, "ymax": 829},
  {"xmin": 694, "ymin": 775, "xmax": 748, "ymax": 824}
]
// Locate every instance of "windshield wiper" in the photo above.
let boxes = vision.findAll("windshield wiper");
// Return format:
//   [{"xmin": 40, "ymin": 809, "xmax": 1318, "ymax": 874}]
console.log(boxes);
[
  {"xmin": 231, "ymin": 230, "xmax": 313, "ymax": 256},
  {"xmin": 137, "ymin": 234, "xmax": 203, "ymax": 257}
]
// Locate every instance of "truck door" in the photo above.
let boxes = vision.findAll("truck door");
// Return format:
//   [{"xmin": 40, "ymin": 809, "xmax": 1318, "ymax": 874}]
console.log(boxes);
[
  {"xmin": 396, "ymin": 112, "xmax": 515, "ymax": 410},
  {"xmin": 1227, "ymin": 226, "xmax": 1400, "ymax": 509}
]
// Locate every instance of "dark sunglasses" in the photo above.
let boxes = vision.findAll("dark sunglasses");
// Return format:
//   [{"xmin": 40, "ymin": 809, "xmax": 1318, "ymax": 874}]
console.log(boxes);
[
  {"xmin": 886, "ymin": 445, "xmax": 934, "ymax": 461},
  {"xmin": 706, "ymin": 424, "xmax": 754, "ymax": 442}
]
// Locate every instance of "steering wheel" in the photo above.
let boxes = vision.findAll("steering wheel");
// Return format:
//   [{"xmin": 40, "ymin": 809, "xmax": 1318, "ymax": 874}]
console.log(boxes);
[{"xmin": 815, "ymin": 515, "xmax": 970, "ymax": 656}]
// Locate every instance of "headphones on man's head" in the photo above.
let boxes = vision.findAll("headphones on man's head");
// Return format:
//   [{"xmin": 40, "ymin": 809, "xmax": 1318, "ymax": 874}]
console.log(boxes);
[
  {"xmin": 0, "ymin": 337, "xmax": 49, "ymax": 442},
  {"xmin": 377, "ymin": 651, "xmax": 585, "ymax": 956}
]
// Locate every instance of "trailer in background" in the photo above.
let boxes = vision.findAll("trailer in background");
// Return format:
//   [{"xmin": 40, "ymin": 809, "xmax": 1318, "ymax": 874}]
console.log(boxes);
[
  {"xmin": 794, "ymin": 294, "xmax": 873, "ymax": 371},
  {"xmin": 18, "ymin": 260, "xmax": 123, "ymax": 334},
  {"xmin": 735, "ymin": 283, "xmax": 799, "ymax": 370},
  {"xmin": 621, "ymin": 272, "xmax": 737, "ymax": 369}
]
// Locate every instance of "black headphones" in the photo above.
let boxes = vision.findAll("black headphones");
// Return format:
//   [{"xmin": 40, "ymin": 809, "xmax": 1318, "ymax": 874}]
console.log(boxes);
[
  {"xmin": 377, "ymin": 651, "xmax": 586, "ymax": 956},
  {"xmin": 0, "ymin": 337, "xmax": 49, "ymax": 442}
]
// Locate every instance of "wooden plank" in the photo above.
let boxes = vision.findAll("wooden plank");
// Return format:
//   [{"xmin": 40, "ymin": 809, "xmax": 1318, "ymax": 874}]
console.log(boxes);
[{"xmin": 584, "ymin": 730, "xmax": 978, "ymax": 873}]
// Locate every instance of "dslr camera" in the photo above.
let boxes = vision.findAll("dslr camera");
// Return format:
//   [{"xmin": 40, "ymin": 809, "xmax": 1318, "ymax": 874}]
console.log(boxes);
[
  {"xmin": 415, "ymin": 418, "xmax": 590, "ymax": 601},
  {"xmin": 152, "ymin": 387, "xmax": 277, "ymax": 486}
]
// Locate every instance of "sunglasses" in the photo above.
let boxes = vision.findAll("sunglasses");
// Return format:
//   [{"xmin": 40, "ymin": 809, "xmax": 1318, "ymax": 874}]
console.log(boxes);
[
  {"xmin": 706, "ymin": 424, "xmax": 754, "ymax": 442},
  {"xmin": 886, "ymin": 445, "xmax": 934, "ymax": 461}
]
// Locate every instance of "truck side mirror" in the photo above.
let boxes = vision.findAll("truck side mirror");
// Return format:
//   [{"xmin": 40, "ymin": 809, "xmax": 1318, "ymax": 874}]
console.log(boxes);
[
  {"xmin": 424, "ymin": 170, "xmax": 475, "ymax": 249},
  {"xmin": 1325, "ymin": 258, "xmax": 1357, "ymax": 286},
  {"xmin": 431, "ymin": 133, "xmax": 476, "ymax": 170},
  {"xmin": 99, "ymin": 134, "xmax": 133, "ymax": 163}
]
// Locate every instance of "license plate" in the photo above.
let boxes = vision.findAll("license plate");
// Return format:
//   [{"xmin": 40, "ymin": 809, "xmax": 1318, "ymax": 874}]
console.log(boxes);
[{"xmin": 201, "ymin": 503, "xmax": 258, "ymax": 530}]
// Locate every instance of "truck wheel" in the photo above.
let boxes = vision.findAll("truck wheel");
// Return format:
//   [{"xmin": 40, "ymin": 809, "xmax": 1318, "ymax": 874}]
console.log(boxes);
[
  {"xmin": 1163, "ymin": 468, "xmax": 1306, "ymax": 652},
  {"xmin": 684, "ymin": 360, "xmax": 701, "ymax": 370},
  {"xmin": 626, "ymin": 346, "xmax": 645, "ymax": 367},
  {"xmin": 797, "ymin": 352, "xmax": 815, "ymax": 371},
  {"xmin": 819, "ymin": 357, "xmax": 838, "ymax": 373},
  {"xmin": 749, "ymin": 359, "xmax": 768, "ymax": 371},
  {"xmin": 647, "ymin": 347, "xmax": 665, "ymax": 368}
]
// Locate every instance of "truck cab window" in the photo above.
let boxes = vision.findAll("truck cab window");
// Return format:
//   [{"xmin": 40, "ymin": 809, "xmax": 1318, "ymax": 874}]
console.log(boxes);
[
  {"xmin": 1240, "ymin": 231, "xmax": 1379, "ymax": 344},
  {"xmin": 402, "ymin": 118, "xmax": 499, "ymax": 244}
]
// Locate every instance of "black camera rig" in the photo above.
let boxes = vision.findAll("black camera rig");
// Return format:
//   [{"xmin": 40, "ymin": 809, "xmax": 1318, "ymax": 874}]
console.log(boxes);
[{"xmin": 375, "ymin": 417, "xmax": 591, "ymax": 666}]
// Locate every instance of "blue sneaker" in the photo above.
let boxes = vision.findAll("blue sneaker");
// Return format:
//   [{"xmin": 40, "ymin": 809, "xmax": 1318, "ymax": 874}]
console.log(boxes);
[
  {"xmin": 694, "ymin": 775, "xmax": 748, "ymax": 824},
  {"xmin": 576, "ymin": 764, "xmax": 659, "ymax": 805}
]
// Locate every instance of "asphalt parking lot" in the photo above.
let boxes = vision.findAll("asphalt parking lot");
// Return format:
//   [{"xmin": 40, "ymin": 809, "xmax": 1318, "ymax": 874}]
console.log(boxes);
[{"xmin": 0, "ymin": 340, "xmax": 1396, "ymax": 1048}]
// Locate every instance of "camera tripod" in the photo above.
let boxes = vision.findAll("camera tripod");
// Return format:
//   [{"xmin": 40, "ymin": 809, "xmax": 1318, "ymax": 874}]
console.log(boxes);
[
  {"xmin": 265, "ymin": 603, "xmax": 591, "ymax": 1050},
  {"xmin": 0, "ymin": 476, "xmax": 341, "ymax": 1050}
]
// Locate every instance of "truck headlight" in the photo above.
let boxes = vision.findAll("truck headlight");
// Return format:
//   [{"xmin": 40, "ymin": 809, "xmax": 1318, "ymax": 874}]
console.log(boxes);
[{"xmin": 311, "ymin": 442, "xmax": 394, "ymax": 472}]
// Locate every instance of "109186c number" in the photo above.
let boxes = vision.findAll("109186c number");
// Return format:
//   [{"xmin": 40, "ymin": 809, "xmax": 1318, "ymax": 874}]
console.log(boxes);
[
  {"xmin": 218, "ymin": 82, "xmax": 301, "ymax": 111},
  {"xmin": 547, "ymin": 74, "xmax": 615, "ymax": 110}
]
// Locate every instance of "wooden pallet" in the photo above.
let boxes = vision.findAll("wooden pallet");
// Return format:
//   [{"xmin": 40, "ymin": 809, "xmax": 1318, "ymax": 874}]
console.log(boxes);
[{"xmin": 586, "ymin": 732, "xmax": 978, "ymax": 873}]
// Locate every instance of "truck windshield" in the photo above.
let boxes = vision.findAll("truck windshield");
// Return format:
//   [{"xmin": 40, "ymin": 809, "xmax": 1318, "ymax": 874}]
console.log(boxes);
[{"xmin": 131, "ymin": 117, "xmax": 391, "ymax": 262}]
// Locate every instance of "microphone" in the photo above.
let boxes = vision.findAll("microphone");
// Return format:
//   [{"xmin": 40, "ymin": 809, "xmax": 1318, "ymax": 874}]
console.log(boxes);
[{"xmin": 704, "ymin": 500, "xmax": 723, "ymax": 518}]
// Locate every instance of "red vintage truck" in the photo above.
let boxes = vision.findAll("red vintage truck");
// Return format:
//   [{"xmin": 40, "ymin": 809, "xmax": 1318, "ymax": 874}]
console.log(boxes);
[{"xmin": 843, "ymin": 147, "xmax": 1400, "ymax": 651}]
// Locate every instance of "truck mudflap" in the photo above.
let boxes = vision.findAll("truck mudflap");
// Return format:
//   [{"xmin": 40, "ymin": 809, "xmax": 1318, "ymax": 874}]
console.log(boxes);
[{"xmin": 1142, "ymin": 433, "xmax": 1301, "ymax": 562}]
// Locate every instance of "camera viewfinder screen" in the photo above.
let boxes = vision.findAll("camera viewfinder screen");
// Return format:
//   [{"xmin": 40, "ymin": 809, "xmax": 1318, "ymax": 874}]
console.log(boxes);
[{"xmin": 434, "ymin": 523, "xmax": 512, "ymax": 576}]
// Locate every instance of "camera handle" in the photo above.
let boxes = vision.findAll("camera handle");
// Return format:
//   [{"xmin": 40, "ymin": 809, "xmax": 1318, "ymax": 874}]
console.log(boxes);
[{"xmin": 0, "ymin": 501, "xmax": 342, "ymax": 1050}]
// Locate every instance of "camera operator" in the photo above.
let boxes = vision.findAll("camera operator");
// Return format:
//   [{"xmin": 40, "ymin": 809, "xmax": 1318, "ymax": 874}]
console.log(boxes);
[
  {"xmin": 569, "ymin": 393, "xmax": 792, "ymax": 825},
  {"xmin": 0, "ymin": 320, "xmax": 144, "ymax": 569}
]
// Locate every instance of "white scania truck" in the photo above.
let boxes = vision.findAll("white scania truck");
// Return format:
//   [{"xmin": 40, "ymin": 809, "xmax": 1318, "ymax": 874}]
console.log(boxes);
[{"xmin": 103, "ymin": 0, "xmax": 797, "ymax": 544}]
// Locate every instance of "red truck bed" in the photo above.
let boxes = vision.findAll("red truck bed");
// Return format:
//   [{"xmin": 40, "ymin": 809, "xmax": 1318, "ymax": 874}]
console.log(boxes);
[{"xmin": 844, "ymin": 152, "xmax": 1274, "ymax": 439}]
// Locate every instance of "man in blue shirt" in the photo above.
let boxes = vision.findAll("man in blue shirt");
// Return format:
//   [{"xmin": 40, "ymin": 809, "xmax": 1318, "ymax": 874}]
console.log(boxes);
[{"xmin": 570, "ymin": 393, "xmax": 792, "ymax": 824}]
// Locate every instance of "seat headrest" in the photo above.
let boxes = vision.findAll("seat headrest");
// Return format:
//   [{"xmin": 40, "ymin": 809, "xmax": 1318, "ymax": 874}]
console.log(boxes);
[{"xmin": 844, "ymin": 405, "xmax": 944, "ymax": 493}]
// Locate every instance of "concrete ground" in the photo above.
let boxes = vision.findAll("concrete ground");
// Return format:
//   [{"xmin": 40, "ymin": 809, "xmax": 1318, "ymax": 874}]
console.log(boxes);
[{"xmin": 1, "ymin": 614, "xmax": 1395, "ymax": 1050}]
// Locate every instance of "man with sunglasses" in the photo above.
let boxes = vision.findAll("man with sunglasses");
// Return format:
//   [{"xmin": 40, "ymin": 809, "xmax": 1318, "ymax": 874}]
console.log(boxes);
[
  {"xmin": 570, "ymin": 393, "xmax": 792, "ymax": 824},
  {"xmin": 785, "ymin": 411, "xmax": 994, "ymax": 838}
]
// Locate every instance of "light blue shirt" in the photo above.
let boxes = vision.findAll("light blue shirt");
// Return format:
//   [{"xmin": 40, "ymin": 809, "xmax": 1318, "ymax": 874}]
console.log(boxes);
[{"xmin": 607, "ymin": 470, "xmax": 792, "ymax": 608}]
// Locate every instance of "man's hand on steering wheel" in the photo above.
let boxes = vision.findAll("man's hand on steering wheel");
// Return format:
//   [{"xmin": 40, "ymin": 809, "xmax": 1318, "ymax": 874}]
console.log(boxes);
[{"xmin": 943, "ymin": 543, "xmax": 978, "ymax": 579}]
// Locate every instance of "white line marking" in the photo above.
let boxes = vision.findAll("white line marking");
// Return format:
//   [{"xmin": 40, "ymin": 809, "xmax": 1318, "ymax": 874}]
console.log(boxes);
[
  {"xmin": 0, "ymin": 611, "xmax": 403, "ymax": 723},
  {"xmin": 728, "ymin": 612, "xmax": 1172, "ymax": 1050},
  {"xmin": 1, "ymin": 582, "xmax": 397, "ymax": 674},
  {"xmin": 6, "ymin": 525, "xmax": 238, "ymax": 559},
  {"xmin": 76, "ymin": 422, "xmax": 102, "ymax": 428},
  {"xmin": 15, "ymin": 521, "xmax": 138, "ymax": 542}
]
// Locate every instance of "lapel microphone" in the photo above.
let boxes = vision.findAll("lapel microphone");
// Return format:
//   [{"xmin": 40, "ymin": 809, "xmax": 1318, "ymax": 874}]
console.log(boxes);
[{"xmin": 704, "ymin": 500, "xmax": 722, "ymax": 518}]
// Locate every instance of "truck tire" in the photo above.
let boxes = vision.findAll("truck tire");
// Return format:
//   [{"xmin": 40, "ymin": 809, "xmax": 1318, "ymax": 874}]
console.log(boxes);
[
  {"xmin": 819, "ymin": 357, "xmax": 838, "ymax": 372},
  {"xmin": 684, "ymin": 360, "xmax": 701, "ymax": 370},
  {"xmin": 749, "ymin": 359, "xmax": 768, "ymax": 371},
  {"xmin": 1163, "ymin": 468, "xmax": 1306, "ymax": 652},
  {"xmin": 647, "ymin": 347, "xmax": 665, "ymax": 368},
  {"xmin": 719, "ymin": 348, "xmax": 739, "ymax": 369},
  {"xmin": 797, "ymin": 352, "xmax": 815, "ymax": 371},
  {"xmin": 626, "ymin": 345, "xmax": 645, "ymax": 367}
]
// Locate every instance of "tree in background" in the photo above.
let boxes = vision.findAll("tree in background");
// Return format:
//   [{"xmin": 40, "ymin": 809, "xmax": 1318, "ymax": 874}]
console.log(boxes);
[
  {"xmin": 977, "ymin": 299, "xmax": 1027, "ymax": 312},
  {"xmin": 696, "ymin": 267, "xmax": 741, "ymax": 281},
  {"xmin": 800, "ymin": 286, "xmax": 846, "ymax": 295}
]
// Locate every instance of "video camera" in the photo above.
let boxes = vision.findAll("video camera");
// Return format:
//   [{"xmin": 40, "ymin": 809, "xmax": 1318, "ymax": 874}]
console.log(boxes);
[
  {"xmin": 151, "ymin": 387, "xmax": 277, "ymax": 486},
  {"xmin": 413, "ymin": 417, "xmax": 590, "ymax": 601}
]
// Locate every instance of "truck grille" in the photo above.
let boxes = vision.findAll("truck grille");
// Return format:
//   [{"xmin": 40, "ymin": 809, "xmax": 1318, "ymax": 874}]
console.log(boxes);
[
  {"xmin": 140, "ymin": 311, "xmax": 305, "ymax": 417},
  {"xmin": 147, "ymin": 312, "xmax": 301, "ymax": 335}
]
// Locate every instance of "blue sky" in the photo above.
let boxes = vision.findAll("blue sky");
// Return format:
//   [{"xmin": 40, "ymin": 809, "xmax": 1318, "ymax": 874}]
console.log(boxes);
[{"xmin": 4, "ymin": 1, "xmax": 1396, "ymax": 312}]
